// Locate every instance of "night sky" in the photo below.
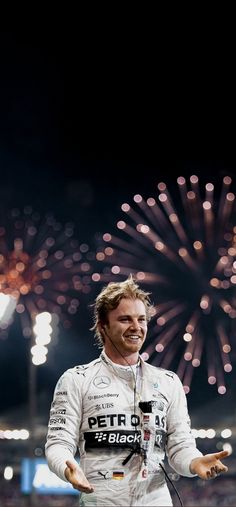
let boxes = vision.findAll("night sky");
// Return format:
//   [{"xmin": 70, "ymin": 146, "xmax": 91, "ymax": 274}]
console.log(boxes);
[{"xmin": 0, "ymin": 28, "xmax": 235, "ymax": 424}]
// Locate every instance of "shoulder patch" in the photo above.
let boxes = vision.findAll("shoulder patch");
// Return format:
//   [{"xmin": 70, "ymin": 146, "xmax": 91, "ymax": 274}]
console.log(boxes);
[
  {"xmin": 74, "ymin": 358, "xmax": 101, "ymax": 375},
  {"xmin": 165, "ymin": 371, "xmax": 175, "ymax": 380},
  {"xmin": 156, "ymin": 366, "xmax": 175, "ymax": 380}
]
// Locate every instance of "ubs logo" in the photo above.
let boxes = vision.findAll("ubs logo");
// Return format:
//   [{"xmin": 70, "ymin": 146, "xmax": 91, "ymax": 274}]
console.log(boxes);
[{"xmin": 93, "ymin": 376, "xmax": 111, "ymax": 389}]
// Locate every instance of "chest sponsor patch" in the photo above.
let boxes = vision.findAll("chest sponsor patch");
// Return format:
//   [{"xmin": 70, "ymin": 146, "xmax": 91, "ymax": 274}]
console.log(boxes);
[{"xmin": 84, "ymin": 430, "xmax": 141, "ymax": 449}]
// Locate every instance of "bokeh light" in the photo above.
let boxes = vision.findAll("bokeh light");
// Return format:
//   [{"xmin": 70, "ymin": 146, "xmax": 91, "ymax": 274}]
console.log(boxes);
[
  {"xmin": 92, "ymin": 175, "xmax": 236, "ymax": 393},
  {"xmin": 0, "ymin": 206, "xmax": 94, "ymax": 339}
]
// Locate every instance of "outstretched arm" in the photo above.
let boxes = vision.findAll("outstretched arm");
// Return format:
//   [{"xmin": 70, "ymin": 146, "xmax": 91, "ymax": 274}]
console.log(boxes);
[
  {"xmin": 190, "ymin": 450, "xmax": 229, "ymax": 479},
  {"xmin": 65, "ymin": 460, "xmax": 94, "ymax": 493}
]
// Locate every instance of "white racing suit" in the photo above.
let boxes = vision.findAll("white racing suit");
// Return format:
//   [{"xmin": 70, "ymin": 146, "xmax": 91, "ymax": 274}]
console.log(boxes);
[{"xmin": 45, "ymin": 352, "xmax": 202, "ymax": 506}]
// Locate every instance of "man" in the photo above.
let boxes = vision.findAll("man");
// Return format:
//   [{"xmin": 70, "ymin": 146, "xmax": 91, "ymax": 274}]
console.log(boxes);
[{"xmin": 45, "ymin": 277, "xmax": 229, "ymax": 506}]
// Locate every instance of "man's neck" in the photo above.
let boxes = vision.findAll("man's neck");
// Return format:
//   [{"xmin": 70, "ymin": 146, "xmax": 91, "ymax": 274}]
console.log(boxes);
[{"xmin": 103, "ymin": 347, "xmax": 139, "ymax": 366}]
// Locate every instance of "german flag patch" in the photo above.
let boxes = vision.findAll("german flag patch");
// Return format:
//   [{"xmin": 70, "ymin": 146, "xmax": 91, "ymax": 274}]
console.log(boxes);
[{"xmin": 112, "ymin": 471, "xmax": 124, "ymax": 480}]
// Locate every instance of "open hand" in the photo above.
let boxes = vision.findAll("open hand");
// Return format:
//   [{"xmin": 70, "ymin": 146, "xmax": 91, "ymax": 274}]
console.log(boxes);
[
  {"xmin": 65, "ymin": 460, "xmax": 94, "ymax": 493},
  {"xmin": 190, "ymin": 450, "xmax": 229, "ymax": 480}
]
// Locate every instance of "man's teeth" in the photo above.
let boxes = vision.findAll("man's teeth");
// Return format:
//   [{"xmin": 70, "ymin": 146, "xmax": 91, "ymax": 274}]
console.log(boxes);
[{"xmin": 126, "ymin": 335, "xmax": 139, "ymax": 340}]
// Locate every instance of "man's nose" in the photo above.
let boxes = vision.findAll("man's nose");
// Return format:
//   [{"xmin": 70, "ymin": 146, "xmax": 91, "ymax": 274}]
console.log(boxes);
[{"xmin": 129, "ymin": 319, "xmax": 140, "ymax": 329}]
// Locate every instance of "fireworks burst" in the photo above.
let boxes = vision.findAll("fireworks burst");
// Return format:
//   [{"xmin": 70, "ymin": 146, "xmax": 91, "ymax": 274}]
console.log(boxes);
[
  {"xmin": 0, "ymin": 206, "xmax": 94, "ymax": 338},
  {"xmin": 92, "ymin": 175, "xmax": 236, "ymax": 394}
]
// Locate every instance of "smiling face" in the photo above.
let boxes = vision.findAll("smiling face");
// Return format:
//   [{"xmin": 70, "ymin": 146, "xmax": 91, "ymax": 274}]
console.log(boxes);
[{"xmin": 100, "ymin": 297, "xmax": 148, "ymax": 365}]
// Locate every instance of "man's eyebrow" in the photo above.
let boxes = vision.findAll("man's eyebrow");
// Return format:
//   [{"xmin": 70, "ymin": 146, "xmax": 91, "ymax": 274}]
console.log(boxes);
[{"xmin": 118, "ymin": 314, "xmax": 146, "ymax": 318}]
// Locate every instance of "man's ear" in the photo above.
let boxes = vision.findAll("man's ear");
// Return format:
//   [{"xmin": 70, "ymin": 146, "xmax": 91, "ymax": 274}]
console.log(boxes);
[
  {"xmin": 98, "ymin": 322, "xmax": 106, "ymax": 345},
  {"xmin": 98, "ymin": 321, "xmax": 105, "ymax": 332}
]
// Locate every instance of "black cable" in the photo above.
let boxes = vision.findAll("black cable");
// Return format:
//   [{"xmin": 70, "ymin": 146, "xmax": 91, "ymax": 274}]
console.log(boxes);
[{"xmin": 159, "ymin": 463, "xmax": 184, "ymax": 507}]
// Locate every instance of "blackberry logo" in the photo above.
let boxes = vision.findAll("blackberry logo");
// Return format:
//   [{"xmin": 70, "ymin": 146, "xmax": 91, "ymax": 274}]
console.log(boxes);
[{"xmin": 95, "ymin": 432, "xmax": 107, "ymax": 442}]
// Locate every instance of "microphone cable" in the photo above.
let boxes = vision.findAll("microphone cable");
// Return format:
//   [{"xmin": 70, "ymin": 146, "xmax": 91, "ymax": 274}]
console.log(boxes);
[{"xmin": 159, "ymin": 463, "xmax": 184, "ymax": 507}]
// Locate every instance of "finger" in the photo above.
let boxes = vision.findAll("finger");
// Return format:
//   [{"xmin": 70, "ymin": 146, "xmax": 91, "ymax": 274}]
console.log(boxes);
[
  {"xmin": 219, "ymin": 465, "xmax": 228, "ymax": 473},
  {"xmin": 84, "ymin": 486, "xmax": 94, "ymax": 493},
  {"xmin": 74, "ymin": 485, "xmax": 94, "ymax": 493},
  {"xmin": 82, "ymin": 482, "xmax": 94, "ymax": 492},
  {"xmin": 210, "ymin": 467, "xmax": 217, "ymax": 479},
  {"xmin": 211, "ymin": 465, "xmax": 228, "ymax": 477},
  {"xmin": 69, "ymin": 478, "xmax": 94, "ymax": 492},
  {"xmin": 214, "ymin": 450, "xmax": 229, "ymax": 460},
  {"xmin": 215, "ymin": 461, "xmax": 228, "ymax": 472},
  {"xmin": 214, "ymin": 465, "xmax": 225, "ymax": 474}
]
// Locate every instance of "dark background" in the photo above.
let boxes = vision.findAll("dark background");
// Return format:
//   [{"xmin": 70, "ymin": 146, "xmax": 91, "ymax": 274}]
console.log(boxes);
[{"xmin": 0, "ymin": 26, "xmax": 235, "ymax": 424}]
